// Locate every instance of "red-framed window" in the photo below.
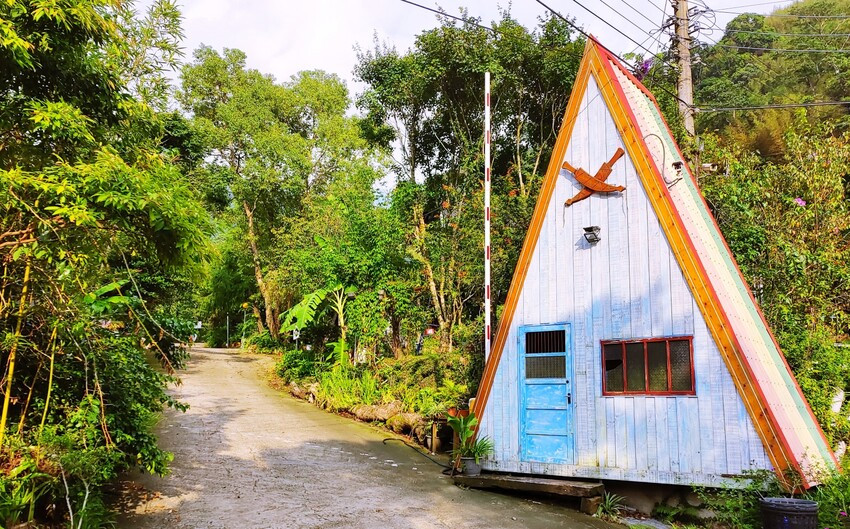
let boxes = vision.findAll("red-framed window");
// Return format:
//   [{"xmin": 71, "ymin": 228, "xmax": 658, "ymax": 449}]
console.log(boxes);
[{"xmin": 601, "ymin": 337, "xmax": 695, "ymax": 395}]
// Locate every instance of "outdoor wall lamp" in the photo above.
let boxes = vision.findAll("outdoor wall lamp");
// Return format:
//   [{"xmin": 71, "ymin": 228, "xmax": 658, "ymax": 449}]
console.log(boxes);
[{"xmin": 583, "ymin": 226, "xmax": 601, "ymax": 244}]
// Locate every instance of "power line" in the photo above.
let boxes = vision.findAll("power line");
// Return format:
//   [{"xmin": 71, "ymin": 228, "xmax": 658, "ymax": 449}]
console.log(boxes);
[
  {"xmin": 609, "ymin": 0, "xmax": 664, "ymax": 37},
  {"xmin": 715, "ymin": 44, "xmax": 850, "ymax": 52},
  {"xmin": 643, "ymin": 0, "xmax": 668, "ymax": 16},
  {"xmin": 731, "ymin": 0, "xmax": 793, "ymax": 8},
  {"xmin": 397, "ymin": 0, "xmax": 502, "ymax": 35},
  {"xmin": 398, "ymin": 0, "xmax": 850, "ymax": 114},
  {"xmin": 697, "ymin": 100, "xmax": 850, "ymax": 112},
  {"xmin": 712, "ymin": 9, "xmax": 850, "ymax": 18},
  {"xmin": 534, "ymin": 0, "xmax": 695, "ymax": 109},
  {"xmin": 536, "ymin": 0, "xmax": 674, "ymax": 67},
  {"xmin": 723, "ymin": 28, "xmax": 850, "ymax": 37}
]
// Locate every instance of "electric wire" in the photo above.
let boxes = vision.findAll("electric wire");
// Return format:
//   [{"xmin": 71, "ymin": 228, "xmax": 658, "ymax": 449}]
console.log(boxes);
[
  {"xmin": 697, "ymin": 100, "xmax": 850, "ymax": 112},
  {"xmin": 597, "ymin": 0, "xmax": 663, "ymax": 45},
  {"xmin": 715, "ymin": 44, "xmax": 850, "ymax": 52},
  {"xmin": 731, "ymin": 0, "xmax": 793, "ymax": 8},
  {"xmin": 723, "ymin": 29, "xmax": 850, "ymax": 38},
  {"xmin": 398, "ymin": 0, "xmax": 850, "ymax": 113},
  {"xmin": 536, "ymin": 0, "xmax": 675, "ymax": 67},
  {"xmin": 711, "ymin": 9, "xmax": 850, "ymax": 18},
  {"xmin": 613, "ymin": 0, "xmax": 663, "ymax": 28},
  {"xmin": 534, "ymin": 0, "xmax": 695, "ymax": 109}
]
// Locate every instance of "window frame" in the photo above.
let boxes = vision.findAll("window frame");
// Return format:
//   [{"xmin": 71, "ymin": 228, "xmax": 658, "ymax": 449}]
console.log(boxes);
[{"xmin": 600, "ymin": 336, "xmax": 696, "ymax": 396}]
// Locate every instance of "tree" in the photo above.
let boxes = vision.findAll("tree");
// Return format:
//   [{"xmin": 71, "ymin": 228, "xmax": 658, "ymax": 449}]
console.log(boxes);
[
  {"xmin": 180, "ymin": 49, "xmax": 372, "ymax": 341},
  {"xmin": 0, "ymin": 0, "xmax": 209, "ymax": 524},
  {"xmin": 700, "ymin": 122, "xmax": 850, "ymax": 446},
  {"xmin": 355, "ymin": 12, "xmax": 583, "ymax": 352}
]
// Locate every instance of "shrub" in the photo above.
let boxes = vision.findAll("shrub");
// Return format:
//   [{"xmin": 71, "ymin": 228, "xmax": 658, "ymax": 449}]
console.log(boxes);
[
  {"xmin": 275, "ymin": 350, "xmax": 317, "ymax": 382},
  {"xmin": 244, "ymin": 331, "xmax": 284, "ymax": 352}
]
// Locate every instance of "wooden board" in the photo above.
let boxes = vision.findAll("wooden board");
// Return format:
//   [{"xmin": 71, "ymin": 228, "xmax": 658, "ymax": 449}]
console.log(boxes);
[{"xmin": 453, "ymin": 473, "xmax": 604, "ymax": 498}]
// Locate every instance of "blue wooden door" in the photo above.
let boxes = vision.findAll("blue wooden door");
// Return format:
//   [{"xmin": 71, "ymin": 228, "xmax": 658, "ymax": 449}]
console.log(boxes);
[{"xmin": 519, "ymin": 323, "xmax": 575, "ymax": 464}]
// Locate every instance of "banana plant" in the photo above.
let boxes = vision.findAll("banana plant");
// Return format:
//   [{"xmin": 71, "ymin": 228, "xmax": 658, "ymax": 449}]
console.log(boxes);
[{"xmin": 280, "ymin": 283, "xmax": 356, "ymax": 365}]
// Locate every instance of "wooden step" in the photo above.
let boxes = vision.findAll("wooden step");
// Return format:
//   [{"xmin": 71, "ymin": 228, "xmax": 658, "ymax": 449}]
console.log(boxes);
[{"xmin": 453, "ymin": 472, "xmax": 604, "ymax": 498}]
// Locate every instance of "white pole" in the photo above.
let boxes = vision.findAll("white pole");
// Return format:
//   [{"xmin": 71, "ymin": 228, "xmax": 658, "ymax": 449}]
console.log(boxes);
[{"xmin": 484, "ymin": 72, "xmax": 491, "ymax": 362}]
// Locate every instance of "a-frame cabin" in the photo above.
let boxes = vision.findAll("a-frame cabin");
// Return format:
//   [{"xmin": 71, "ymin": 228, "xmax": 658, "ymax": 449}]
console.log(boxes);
[{"xmin": 472, "ymin": 38, "xmax": 837, "ymax": 488}]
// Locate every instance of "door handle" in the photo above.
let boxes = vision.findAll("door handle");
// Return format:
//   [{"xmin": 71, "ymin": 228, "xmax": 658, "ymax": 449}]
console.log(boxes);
[{"xmin": 567, "ymin": 392, "xmax": 572, "ymax": 405}]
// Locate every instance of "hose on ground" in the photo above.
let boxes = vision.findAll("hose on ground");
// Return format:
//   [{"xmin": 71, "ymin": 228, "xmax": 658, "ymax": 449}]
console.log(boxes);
[{"xmin": 381, "ymin": 437, "xmax": 453, "ymax": 470}]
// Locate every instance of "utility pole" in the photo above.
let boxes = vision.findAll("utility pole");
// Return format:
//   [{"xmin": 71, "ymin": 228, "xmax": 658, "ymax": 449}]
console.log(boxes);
[{"xmin": 673, "ymin": 0, "xmax": 695, "ymax": 136}]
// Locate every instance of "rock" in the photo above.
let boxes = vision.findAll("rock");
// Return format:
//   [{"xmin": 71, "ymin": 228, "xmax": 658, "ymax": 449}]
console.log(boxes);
[
  {"xmin": 685, "ymin": 492, "xmax": 701, "ymax": 507},
  {"xmin": 411, "ymin": 422, "xmax": 427, "ymax": 443},
  {"xmin": 386, "ymin": 413, "xmax": 423, "ymax": 434},
  {"xmin": 581, "ymin": 496, "xmax": 602, "ymax": 515},
  {"xmin": 352, "ymin": 401, "xmax": 402, "ymax": 422},
  {"xmin": 289, "ymin": 382, "xmax": 308, "ymax": 400},
  {"xmin": 665, "ymin": 494, "xmax": 681, "ymax": 508}
]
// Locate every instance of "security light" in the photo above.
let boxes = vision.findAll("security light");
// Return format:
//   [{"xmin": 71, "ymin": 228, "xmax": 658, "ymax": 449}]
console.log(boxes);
[{"xmin": 583, "ymin": 226, "xmax": 601, "ymax": 244}]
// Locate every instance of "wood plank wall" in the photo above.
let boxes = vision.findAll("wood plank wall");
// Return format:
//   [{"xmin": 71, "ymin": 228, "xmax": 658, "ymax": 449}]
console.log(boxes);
[{"xmin": 479, "ymin": 75, "xmax": 771, "ymax": 486}]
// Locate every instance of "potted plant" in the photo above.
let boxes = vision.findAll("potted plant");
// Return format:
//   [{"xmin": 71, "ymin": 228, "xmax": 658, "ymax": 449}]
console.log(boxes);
[{"xmin": 447, "ymin": 411, "xmax": 494, "ymax": 476}]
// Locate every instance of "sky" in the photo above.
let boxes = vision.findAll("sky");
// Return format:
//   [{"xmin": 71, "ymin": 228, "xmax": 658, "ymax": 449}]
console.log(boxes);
[{"xmin": 147, "ymin": 0, "xmax": 794, "ymax": 99}]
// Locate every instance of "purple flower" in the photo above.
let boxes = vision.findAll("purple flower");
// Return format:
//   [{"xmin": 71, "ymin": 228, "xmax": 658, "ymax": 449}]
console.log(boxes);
[
  {"xmin": 840, "ymin": 511, "xmax": 847, "ymax": 517},
  {"xmin": 794, "ymin": 197, "xmax": 807, "ymax": 206},
  {"xmin": 634, "ymin": 59, "xmax": 653, "ymax": 80}
]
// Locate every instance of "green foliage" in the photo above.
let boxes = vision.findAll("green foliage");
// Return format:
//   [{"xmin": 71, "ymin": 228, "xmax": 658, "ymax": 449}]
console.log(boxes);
[
  {"xmin": 280, "ymin": 286, "xmax": 334, "ymax": 333},
  {"xmin": 316, "ymin": 366, "xmax": 361, "ymax": 412},
  {"xmin": 694, "ymin": 470, "xmax": 785, "ymax": 529},
  {"xmin": 692, "ymin": 0, "xmax": 850, "ymax": 155},
  {"xmin": 447, "ymin": 412, "xmax": 478, "ymax": 452},
  {"xmin": 0, "ymin": 0, "xmax": 207, "ymax": 525},
  {"xmin": 275, "ymin": 350, "xmax": 317, "ymax": 382},
  {"xmin": 806, "ymin": 465, "xmax": 850, "ymax": 529},
  {"xmin": 694, "ymin": 465, "xmax": 850, "ymax": 529},
  {"xmin": 701, "ymin": 123, "xmax": 850, "ymax": 446},
  {"xmin": 596, "ymin": 492, "xmax": 627, "ymax": 521},
  {"xmin": 244, "ymin": 331, "xmax": 284, "ymax": 353},
  {"xmin": 447, "ymin": 411, "xmax": 494, "ymax": 463},
  {"xmin": 651, "ymin": 502, "xmax": 702, "ymax": 524},
  {"xmin": 0, "ymin": 457, "xmax": 53, "ymax": 527}
]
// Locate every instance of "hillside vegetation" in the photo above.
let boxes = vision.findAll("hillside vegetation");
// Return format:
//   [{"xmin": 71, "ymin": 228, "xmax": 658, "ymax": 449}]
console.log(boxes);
[{"xmin": 0, "ymin": 0, "xmax": 848, "ymax": 526}]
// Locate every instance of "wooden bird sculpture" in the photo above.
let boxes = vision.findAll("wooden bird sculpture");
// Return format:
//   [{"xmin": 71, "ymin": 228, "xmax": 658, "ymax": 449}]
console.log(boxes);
[{"xmin": 563, "ymin": 147, "xmax": 626, "ymax": 206}]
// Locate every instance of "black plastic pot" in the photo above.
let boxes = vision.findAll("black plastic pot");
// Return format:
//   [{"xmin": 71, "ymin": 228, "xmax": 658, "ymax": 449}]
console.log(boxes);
[
  {"xmin": 461, "ymin": 457, "xmax": 481, "ymax": 476},
  {"xmin": 760, "ymin": 498, "xmax": 818, "ymax": 529}
]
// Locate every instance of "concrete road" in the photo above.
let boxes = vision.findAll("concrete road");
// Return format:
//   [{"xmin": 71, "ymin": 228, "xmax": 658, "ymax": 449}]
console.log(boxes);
[{"xmin": 116, "ymin": 347, "xmax": 616, "ymax": 529}]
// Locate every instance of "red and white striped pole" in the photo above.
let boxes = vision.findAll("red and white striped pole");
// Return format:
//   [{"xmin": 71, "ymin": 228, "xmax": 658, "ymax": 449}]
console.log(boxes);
[{"xmin": 484, "ymin": 72, "xmax": 491, "ymax": 362}]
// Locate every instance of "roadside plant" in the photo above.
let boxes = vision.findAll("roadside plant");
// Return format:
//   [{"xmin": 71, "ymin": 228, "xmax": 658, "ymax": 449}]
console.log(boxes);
[
  {"xmin": 447, "ymin": 411, "xmax": 494, "ymax": 463},
  {"xmin": 596, "ymin": 492, "xmax": 626, "ymax": 521}
]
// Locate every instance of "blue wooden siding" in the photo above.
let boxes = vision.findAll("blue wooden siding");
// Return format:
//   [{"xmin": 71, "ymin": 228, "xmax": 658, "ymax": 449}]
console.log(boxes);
[{"xmin": 479, "ymin": 75, "xmax": 772, "ymax": 486}]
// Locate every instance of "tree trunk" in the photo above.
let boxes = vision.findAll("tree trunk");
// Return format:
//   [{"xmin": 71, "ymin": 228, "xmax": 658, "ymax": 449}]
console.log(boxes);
[
  {"xmin": 390, "ymin": 314, "xmax": 402, "ymax": 359},
  {"xmin": 252, "ymin": 305, "xmax": 265, "ymax": 334},
  {"xmin": 242, "ymin": 201, "xmax": 280, "ymax": 339},
  {"xmin": 410, "ymin": 206, "xmax": 451, "ymax": 353}
]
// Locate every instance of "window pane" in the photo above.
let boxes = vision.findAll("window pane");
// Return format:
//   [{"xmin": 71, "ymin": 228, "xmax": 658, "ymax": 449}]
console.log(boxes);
[
  {"xmin": 626, "ymin": 342, "xmax": 646, "ymax": 391},
  {"xmin": 526, "ymin": 330, "xmax": 566, "ymax": 354},
  {"xmin": 604, "ymin": 344, "xmax": 624, "ymax": 392},
  {"xmin": 647, "ymin": 341, "xmax": 668, "ymax": 391},
  {"xmin": 526, "ymin": 356, "xmax": 566, "ymax": 379},
  {"xmin": 670, "ymin": 339, "xmax": 692, "ymax": 391}
]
